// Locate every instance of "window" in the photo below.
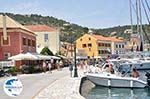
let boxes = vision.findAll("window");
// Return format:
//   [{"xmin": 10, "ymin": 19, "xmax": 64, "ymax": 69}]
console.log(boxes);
[
  {"xmin": 88, "ymin": 43, "xmax": 92, "ymax": 47},
  {"xmin": 105, "ymin": 43, "xmax": 108, "ymax": 47},
  {"xmin": 119, "ymin": 44, "xmax": 121, "ymax": 48},
  {"xmin": 89, "ymin": 37, "xmax": 91, "ymax": 40},
  {"xmin": 44, "ymin": 34, "xmax": 49, "ymax": 42},
  {"xmin": 116, "ymin": 44, "xmax": 118, "ymax": 48},
  {"xmin": 108, "ymin": 44, "xmax": 111, "ymax": 47},
  {"xmin": 80, "ymin": 38, "xmax": 82, "ymax": 41},
  {"xmin": 32, "ymin": 40, "xmax": 35, "ymax": 47},
  {"xmin": 28, "ymin": 39, "xmax": 31, "ymax": 46},
  {"xmin": 22, "ymin": 37, "xmax": 26, "ymax": 45},
  {"xmin": 98, "ymin": 43, "xmax": 101, "ymax": 46},
  {"xmin": 116, "ymin": 50, "xmax": 118, "ymax": 54},
  {"xmin": 102, "ymin": 43, "xmax": 104, "ymax": 46},
  {"xmin": 4, "ymin": 53, "xmax": 11, "ymax": 60},
  {"xmin": 98, "ymin": 50, "xmax": 101, "ymax": 54},
  {"xmin": 82, "ymin": 44, "xmax": 86, "ymax": 48},
  {"xmin": 101, "ymin": 50, "xmax": 104, "ymax": 54},
  {"xmin": 2, "ymin": 36, "xmax": 10, "ymax": 45},
  {"xmin": 122, "ymin": 44, "xmax": 124, "ymax": 48}
]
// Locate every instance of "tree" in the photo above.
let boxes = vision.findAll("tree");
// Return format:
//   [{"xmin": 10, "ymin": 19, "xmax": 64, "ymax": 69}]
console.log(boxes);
[
  {"xmin": 40, "ymin": 47, "xmax": 54, "ymax": 55},
  {"xmin": 83, "ymin": 27, "xmax": 89, "ymax": 33}
]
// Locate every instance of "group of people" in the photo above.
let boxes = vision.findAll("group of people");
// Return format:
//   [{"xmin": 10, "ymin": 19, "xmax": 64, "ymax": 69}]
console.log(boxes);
[
  {"xmin": 42, "ymin": 59, "xmax": 63, "ymax": 73},
  {"xmin": 104, "ymin": 62, "xmax": 140, "ymax": 78},
  {"xmin": 42, "ymin": 61, "xmax": 52, "ymax": 73}
]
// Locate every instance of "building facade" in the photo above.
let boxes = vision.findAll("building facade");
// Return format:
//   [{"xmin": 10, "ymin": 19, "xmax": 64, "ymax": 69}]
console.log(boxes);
[
  {"xmin": 76, "ymin": 34, "xmax": 126, "ymax": 58},
  {"xmin": 0, "ymin": 15, "xmax": 36, "ymax": 61},
  {"xmin": 25, "ymin": 25, "xmax": 60, "ymax": 54},
  {"xmin": 60, "ymin": 42, "xmax": 74, "ymax": 58},
  {"xmin": 108, "ymin": 37, "xmax": 126, "ymax": 55}
]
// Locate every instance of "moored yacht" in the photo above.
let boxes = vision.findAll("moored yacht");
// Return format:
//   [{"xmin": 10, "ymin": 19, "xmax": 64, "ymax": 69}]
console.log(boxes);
[{"xmin": 86, "ymin": 62, "xmax": 150, "ymax": 88}]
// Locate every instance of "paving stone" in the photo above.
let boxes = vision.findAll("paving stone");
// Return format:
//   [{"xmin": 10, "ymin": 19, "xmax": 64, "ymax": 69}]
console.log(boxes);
[{"xmin": 34, "ymin": 70, "xmax": 85, "ymax": 99}]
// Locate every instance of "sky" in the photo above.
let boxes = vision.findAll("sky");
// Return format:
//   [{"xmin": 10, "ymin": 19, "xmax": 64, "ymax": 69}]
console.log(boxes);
[{"xmin": 0, "ymin": 0, "xmax": 149, "ymax": 28}]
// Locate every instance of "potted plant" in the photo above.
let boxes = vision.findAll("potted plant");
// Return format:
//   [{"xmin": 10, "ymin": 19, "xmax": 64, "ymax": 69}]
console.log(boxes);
[{"xmin": 8, "ymin": 67, "xmax": 17, "ymax": 76}]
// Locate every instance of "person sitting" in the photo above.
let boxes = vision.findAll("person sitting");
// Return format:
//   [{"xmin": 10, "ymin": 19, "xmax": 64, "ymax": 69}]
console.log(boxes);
[
  {"xmin": 131, "ymin": 68, "xmax": 139, "ymax": 78},
  {"xmin": 102, "ymin": 64, "xmax": 109, "ymax": 72},
  {"xmin": 109, "ymin": 64, "xmax": 114, "ymax": 74}
]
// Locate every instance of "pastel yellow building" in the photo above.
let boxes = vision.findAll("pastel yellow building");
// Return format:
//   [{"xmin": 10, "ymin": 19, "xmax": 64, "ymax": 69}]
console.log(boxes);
[
  {"xmin": 26, "ymin": 25, "xmax": 60, "ymax": 54},
  {"xmin": 76, "ymin": 34, "xmax": 111, "ymax": 58},
  {"xmin": 76, "ymin": 34, "xmax": 126, "ymax": 58}
]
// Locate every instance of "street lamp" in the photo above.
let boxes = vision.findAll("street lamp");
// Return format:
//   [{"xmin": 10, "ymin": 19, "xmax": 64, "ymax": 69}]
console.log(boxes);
[
  {"xmin": 74, "ymin": 42, "xmax": 78, "ymax": 77},
  {"xmin": 62, "ymin": 23, "xmax": 78, "ymax": 77}
]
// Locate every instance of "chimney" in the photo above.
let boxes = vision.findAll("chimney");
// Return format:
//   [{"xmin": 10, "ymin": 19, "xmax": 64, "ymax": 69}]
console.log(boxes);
[{"xmin": 3, "ymin": 14, "xmax": 7, "ymax": 40}]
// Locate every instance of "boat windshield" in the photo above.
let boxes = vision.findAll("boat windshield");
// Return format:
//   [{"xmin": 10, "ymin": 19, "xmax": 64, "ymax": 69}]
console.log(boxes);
[{"xmin": 111, "ymin": 61, "xmax": 132, "ymax": 75}]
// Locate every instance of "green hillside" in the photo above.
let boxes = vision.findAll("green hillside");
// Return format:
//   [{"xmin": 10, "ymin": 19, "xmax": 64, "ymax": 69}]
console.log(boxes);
[{"xmin": 1, "ymin": 13, "xmax": 150, "ymax": 42}]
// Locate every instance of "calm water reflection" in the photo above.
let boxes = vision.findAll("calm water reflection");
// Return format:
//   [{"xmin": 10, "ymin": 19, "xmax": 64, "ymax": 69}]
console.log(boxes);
[{"xmin": 86, "ymin": 86, "xmax": 150, "ymax": 99}]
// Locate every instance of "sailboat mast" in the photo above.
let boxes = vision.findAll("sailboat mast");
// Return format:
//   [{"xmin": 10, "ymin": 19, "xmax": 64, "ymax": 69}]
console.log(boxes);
[
  {"xmin": 129, "ymin": 0, "xmax": 133, "ymax": 34},
  {"xmin": 138, "ymin": 0, "xmax": 144, "ymax": 51},
  {"xmin": 136, "ymin": 0, "xmax": 140, "ymax": 35}
]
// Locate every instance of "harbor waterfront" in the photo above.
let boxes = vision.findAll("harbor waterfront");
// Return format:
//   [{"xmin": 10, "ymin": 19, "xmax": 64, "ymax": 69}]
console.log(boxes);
[{"xmin": 0, "ymin": 0, "xmax": 150, "ymax": 99}]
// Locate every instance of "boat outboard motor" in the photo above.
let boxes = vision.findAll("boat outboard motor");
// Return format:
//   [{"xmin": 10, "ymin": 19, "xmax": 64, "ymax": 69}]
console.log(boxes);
[{"xmin": 145, "ymin": 72, "xmax": 150, "ymax": 86}]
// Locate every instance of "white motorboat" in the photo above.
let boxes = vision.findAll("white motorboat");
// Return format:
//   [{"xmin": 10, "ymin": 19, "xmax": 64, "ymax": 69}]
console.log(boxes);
[
  {"xmin": 87, "ymin": 72, "xmax": 147, "ymax": 88},
  {"xmin": 109, "ymin": 58, "xmax": 150, "ymax": 70},
  {"xmin": 86, "ymin": 63, "xmax": 150, "ymax": 88}
]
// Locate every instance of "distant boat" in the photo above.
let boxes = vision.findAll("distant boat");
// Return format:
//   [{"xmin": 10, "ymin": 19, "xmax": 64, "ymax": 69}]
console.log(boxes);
[{"xmin": 109, "ymin": 57, "xmax": 150, "ymax": 70}]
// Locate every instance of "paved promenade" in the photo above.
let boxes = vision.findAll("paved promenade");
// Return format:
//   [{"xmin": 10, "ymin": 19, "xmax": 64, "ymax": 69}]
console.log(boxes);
[
  {"xmin": 0, "ymin": 68, "xmax": 69, "ymax": 99},
  {"xmin": 34, "ymin": 69, "xmax": 85, "ymax": 99}
]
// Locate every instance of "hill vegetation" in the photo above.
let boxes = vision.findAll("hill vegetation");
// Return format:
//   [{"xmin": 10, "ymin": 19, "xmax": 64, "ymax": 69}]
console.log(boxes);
[{"xmin": 1, "ymin": 13, "xmax": 150, "ymax": 42}]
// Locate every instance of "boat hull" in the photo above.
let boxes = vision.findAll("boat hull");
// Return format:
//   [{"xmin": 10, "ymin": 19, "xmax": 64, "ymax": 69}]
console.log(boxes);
[{"xmin": 87, "ymin": 73, "xmax": 147, "ymax": 88}]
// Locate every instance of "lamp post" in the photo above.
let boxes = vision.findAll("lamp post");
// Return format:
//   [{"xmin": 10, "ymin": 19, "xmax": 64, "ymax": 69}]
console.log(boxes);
[
  {"xmin": 74, "ymin": 42, "xmax": 78, "ymax": 77},
  {"xmin": 62, "ymin": 23, "xmax": 78, "ymax": 77}
]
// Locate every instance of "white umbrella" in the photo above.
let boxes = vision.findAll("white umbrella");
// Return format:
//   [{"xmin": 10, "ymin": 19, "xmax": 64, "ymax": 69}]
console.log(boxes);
[
  {"xmin": 35, "ymin": 54, "xmax": 60, "ymax": 60},
  {"xmin": 76, "ymin": 56, "xmax": 87, "ymax": 59},
  {"xmin": 8, "ymin": 53, "xmax": 38, "ymax": 60},
  {"xmin": 50, "ymin": 56, "xmax": 61, "ymax": 60},
  {"xmin": 37, "ymin": 55, "xmax": 51, "ymax": 60}
]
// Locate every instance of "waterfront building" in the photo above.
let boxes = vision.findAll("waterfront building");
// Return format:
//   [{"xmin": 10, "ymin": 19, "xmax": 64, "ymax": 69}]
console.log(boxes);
[
  {"xmin": 0, "ymin": 15, "xmax": 36, "ymax": 61},
  {"xmin": 108, "ymin": 37, "xmax": 126, "ymax": 55},
  {"xmin": 25, "ymin": 25, "xmax": 60, "ymax": 54},
  {"xmin": 60, "ymin": 42, "xmax": 74, "ymax": 58},
  {"xmin": 76, "ymin": 34, "xmax": 126, "ymax": 58}
]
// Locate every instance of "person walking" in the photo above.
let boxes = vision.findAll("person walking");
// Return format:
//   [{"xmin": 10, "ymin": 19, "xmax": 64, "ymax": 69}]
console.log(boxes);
[
  {"xmin": 69, "ymin": 61, "xmax": 73, "ymax": 77},
  {"xmin": 42, "ymin": 61, "xmax": 47, "ymax": 73},
  {"xmin": 48, "ymin": 62, "xmax": 52, "ymax": 73},
  {"xmin": 59, "ymin": 60, "xmax": 63, "ymax": 70}
]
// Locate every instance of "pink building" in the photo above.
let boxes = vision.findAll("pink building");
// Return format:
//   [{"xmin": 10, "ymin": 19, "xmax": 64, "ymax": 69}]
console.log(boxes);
[{"xmin": 0, "ymin": 15, "xmax": 36, "ymax": 61}]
